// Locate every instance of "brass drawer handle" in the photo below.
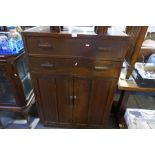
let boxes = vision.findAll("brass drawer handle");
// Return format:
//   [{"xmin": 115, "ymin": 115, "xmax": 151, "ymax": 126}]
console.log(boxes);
[
  {"xmin": 38, "ymin": 44, "xmax": 53, "ymax": 48},
  {"xmin": 94, "ymin": 66, "xmax": 109, "ymax": 71},
  {"xmin": 41, "ymin": 63, "xmax": 54, "ymax": 68},
  {"xmin": 97, "ymin": 47, "xmax": 111, "ymax": 51}
]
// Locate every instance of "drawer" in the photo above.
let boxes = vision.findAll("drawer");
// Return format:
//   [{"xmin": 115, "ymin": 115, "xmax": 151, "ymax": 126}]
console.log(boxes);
[
  {"xmin": 26, "ymin": 36, "xmax": 127, "ymax": 60},
  {"xmin": 75, "ymin": 59, "xmax": 121, "ymax": 78},
  {"xmin": 28, "ymin": 57, "xmax": 90, "ymax": 75},
  {"xmin": 28, "ymin": 57, "xmax": 122, "ymax": 78}
]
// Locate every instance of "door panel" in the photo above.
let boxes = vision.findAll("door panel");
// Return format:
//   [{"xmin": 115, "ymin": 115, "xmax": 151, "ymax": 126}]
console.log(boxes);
[
  {"xmin": 33, "ymin": 74, "xmax": 115, "ymax": 127},
  {"xmin": 72, "ymin": 78, "xmax": 91, "ymax": 124},
  {"xmin": 36, "ymin": 77, "xmax": 58, "ymax": 123},
  {"xmin": 56, "ymin": 78, "xmax": 73, "ymax": 123},
  {"xmin": 88, "ymin": 79, "xmax": 112, "ymax": 125}
]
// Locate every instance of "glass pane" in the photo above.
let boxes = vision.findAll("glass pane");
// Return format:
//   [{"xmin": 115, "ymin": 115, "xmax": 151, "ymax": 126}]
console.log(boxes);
[
  {"xmin": 17, "ymin": 57, "xmax": 32, "ymax": 99},
  {"xmin": 0, "ymin": 67, "xmax": 16, "ymax": 104},
  {"xmin": 22, "ymin": 73, "xmax": 32, "ymax": 99}
]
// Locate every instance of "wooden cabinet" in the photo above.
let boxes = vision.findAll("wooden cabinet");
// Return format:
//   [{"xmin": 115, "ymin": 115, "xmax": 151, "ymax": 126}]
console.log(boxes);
[
  {"xmin": 0, "ymin": 52, "xmax": 35, "ymax": 126},
  {"xmin": 22, "ymin": 26, "xmax": 129, "ymax": 128}
]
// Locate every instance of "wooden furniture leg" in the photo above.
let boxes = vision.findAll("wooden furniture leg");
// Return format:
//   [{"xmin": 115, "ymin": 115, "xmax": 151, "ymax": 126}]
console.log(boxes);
[
  {"xmin": 0, "ymin": 118, "xmax": 3, "ymax": 128},
  {"xmin": 22, "ymin": 110, "xmax": 31, "ymax": 128},
  {"xmin": 116, "ymin": 90, "xmax": 130, "ymax": 128}
]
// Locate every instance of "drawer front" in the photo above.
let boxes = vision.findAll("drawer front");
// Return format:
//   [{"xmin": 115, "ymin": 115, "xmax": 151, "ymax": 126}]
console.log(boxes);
[
  {"xmin": 28, "ymin": 57, "xmax": 90, "ymax": 75},
  {"xmin": 88, "ymin": 60, "xmax": 121, "ymax": 78},
  {"xmin": 28, "ymin": 57, "xmax": 121, "ymax": 78},
  {"xmin": 26, "ymin": 37, "xmax": 127, "ymax": 60}
]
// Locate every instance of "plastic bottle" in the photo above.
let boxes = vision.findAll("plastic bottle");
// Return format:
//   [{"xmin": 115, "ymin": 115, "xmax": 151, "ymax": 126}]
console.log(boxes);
[{"xmin": 0, "ymin": 34, "xmax": 10, "ymax": 54}]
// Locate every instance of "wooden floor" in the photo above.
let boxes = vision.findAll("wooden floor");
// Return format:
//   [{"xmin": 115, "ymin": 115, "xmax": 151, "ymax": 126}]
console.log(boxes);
[{"xmin": 126, "ymin": 94, "xmax": 155, "ymax": 110}]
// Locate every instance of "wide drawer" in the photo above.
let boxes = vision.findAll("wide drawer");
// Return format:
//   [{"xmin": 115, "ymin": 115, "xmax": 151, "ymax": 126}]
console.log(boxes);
[
  {"xmin": 28, "ymin": 57, "xmax": 122, "ymax": 78},
  {"xmin": 26, "ymin": 36, "xmax": 127, "ymax": 60}
]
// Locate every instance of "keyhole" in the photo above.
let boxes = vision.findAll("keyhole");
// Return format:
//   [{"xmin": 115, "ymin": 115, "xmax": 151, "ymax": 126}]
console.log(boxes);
[{"xmin": 85, "ymin": 44, "xmax": 90, "ymax": 47}]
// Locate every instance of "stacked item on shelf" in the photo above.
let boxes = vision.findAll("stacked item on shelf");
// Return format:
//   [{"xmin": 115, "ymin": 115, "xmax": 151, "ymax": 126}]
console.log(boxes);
[
  {"xmin": 132, "ymin": 62, "xmax": 155, "ymax": 88},
  {"xmin": 0, "ymin": 27, "xmax": 23, "ymax": 55}
]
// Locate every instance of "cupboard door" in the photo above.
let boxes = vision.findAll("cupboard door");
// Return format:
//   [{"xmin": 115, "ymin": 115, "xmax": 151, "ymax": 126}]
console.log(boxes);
[
  {"xmin": 88, "ymin": 78, "xmax": 116, "ymax": 125},
  {"xmin": 34, "ymin": 76, "xmax": 58, "ymax": 123},
  {"xmin": 33, "ymin": 75, "xmax": 73, "ymax": 124},
  {"xmin": 56, "ymin": 77, "xmax": 73, "ymax": 123},
  {"xmin": 72, "ymin": 78, "xmax": 91, "ymax": 124}
]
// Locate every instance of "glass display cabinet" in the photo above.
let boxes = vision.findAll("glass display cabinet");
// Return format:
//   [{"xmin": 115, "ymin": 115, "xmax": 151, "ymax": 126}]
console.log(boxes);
[{"xmin": 0, "ymin": 51, "xmax": 34, "ymax": 127}]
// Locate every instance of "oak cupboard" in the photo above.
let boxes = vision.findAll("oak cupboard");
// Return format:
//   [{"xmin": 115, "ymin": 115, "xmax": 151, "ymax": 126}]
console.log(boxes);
[{"xmin": 22, "ymin": 26, "xmax": 129, "ymax": 128}]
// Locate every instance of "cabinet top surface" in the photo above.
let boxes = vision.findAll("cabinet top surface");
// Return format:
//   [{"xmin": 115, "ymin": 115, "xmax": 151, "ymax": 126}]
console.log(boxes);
[{"xmin": 22, "ymin": 26, "xmax": 129, "ymax": 39}]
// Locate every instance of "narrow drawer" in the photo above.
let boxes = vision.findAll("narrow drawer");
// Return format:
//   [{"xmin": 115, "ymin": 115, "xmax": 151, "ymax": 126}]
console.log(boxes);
[
  {"xmin": 77, "ymin": 59, "xmax": 122, "ymax": 78},
  {"xmin": 28, "ymin": 57, "xmax": 121, "ymax": 78},
  {"xmin": 26, "ymin": 36, "xmax": 127, "ymax": 60}
]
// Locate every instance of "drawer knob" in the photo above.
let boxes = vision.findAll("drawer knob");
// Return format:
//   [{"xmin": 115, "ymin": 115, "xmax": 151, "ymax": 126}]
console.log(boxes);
[
  {"xmin": 85, "ymin": 44, "xmax": 90, "ymax": 47},
  {"xmin": 94, "ymin": 66, "xmax": 109, "ymax": 71},
  {"xmin": 38, "ymin": 44, "xmax": 53, "ymax": 49},
  {"xmin": 41, "ymin": 63, "xmax": 54, "ymax": 68},
  {"xmin": 75, "ymin": 62, "xmax": 78, "ymax": 66}
]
